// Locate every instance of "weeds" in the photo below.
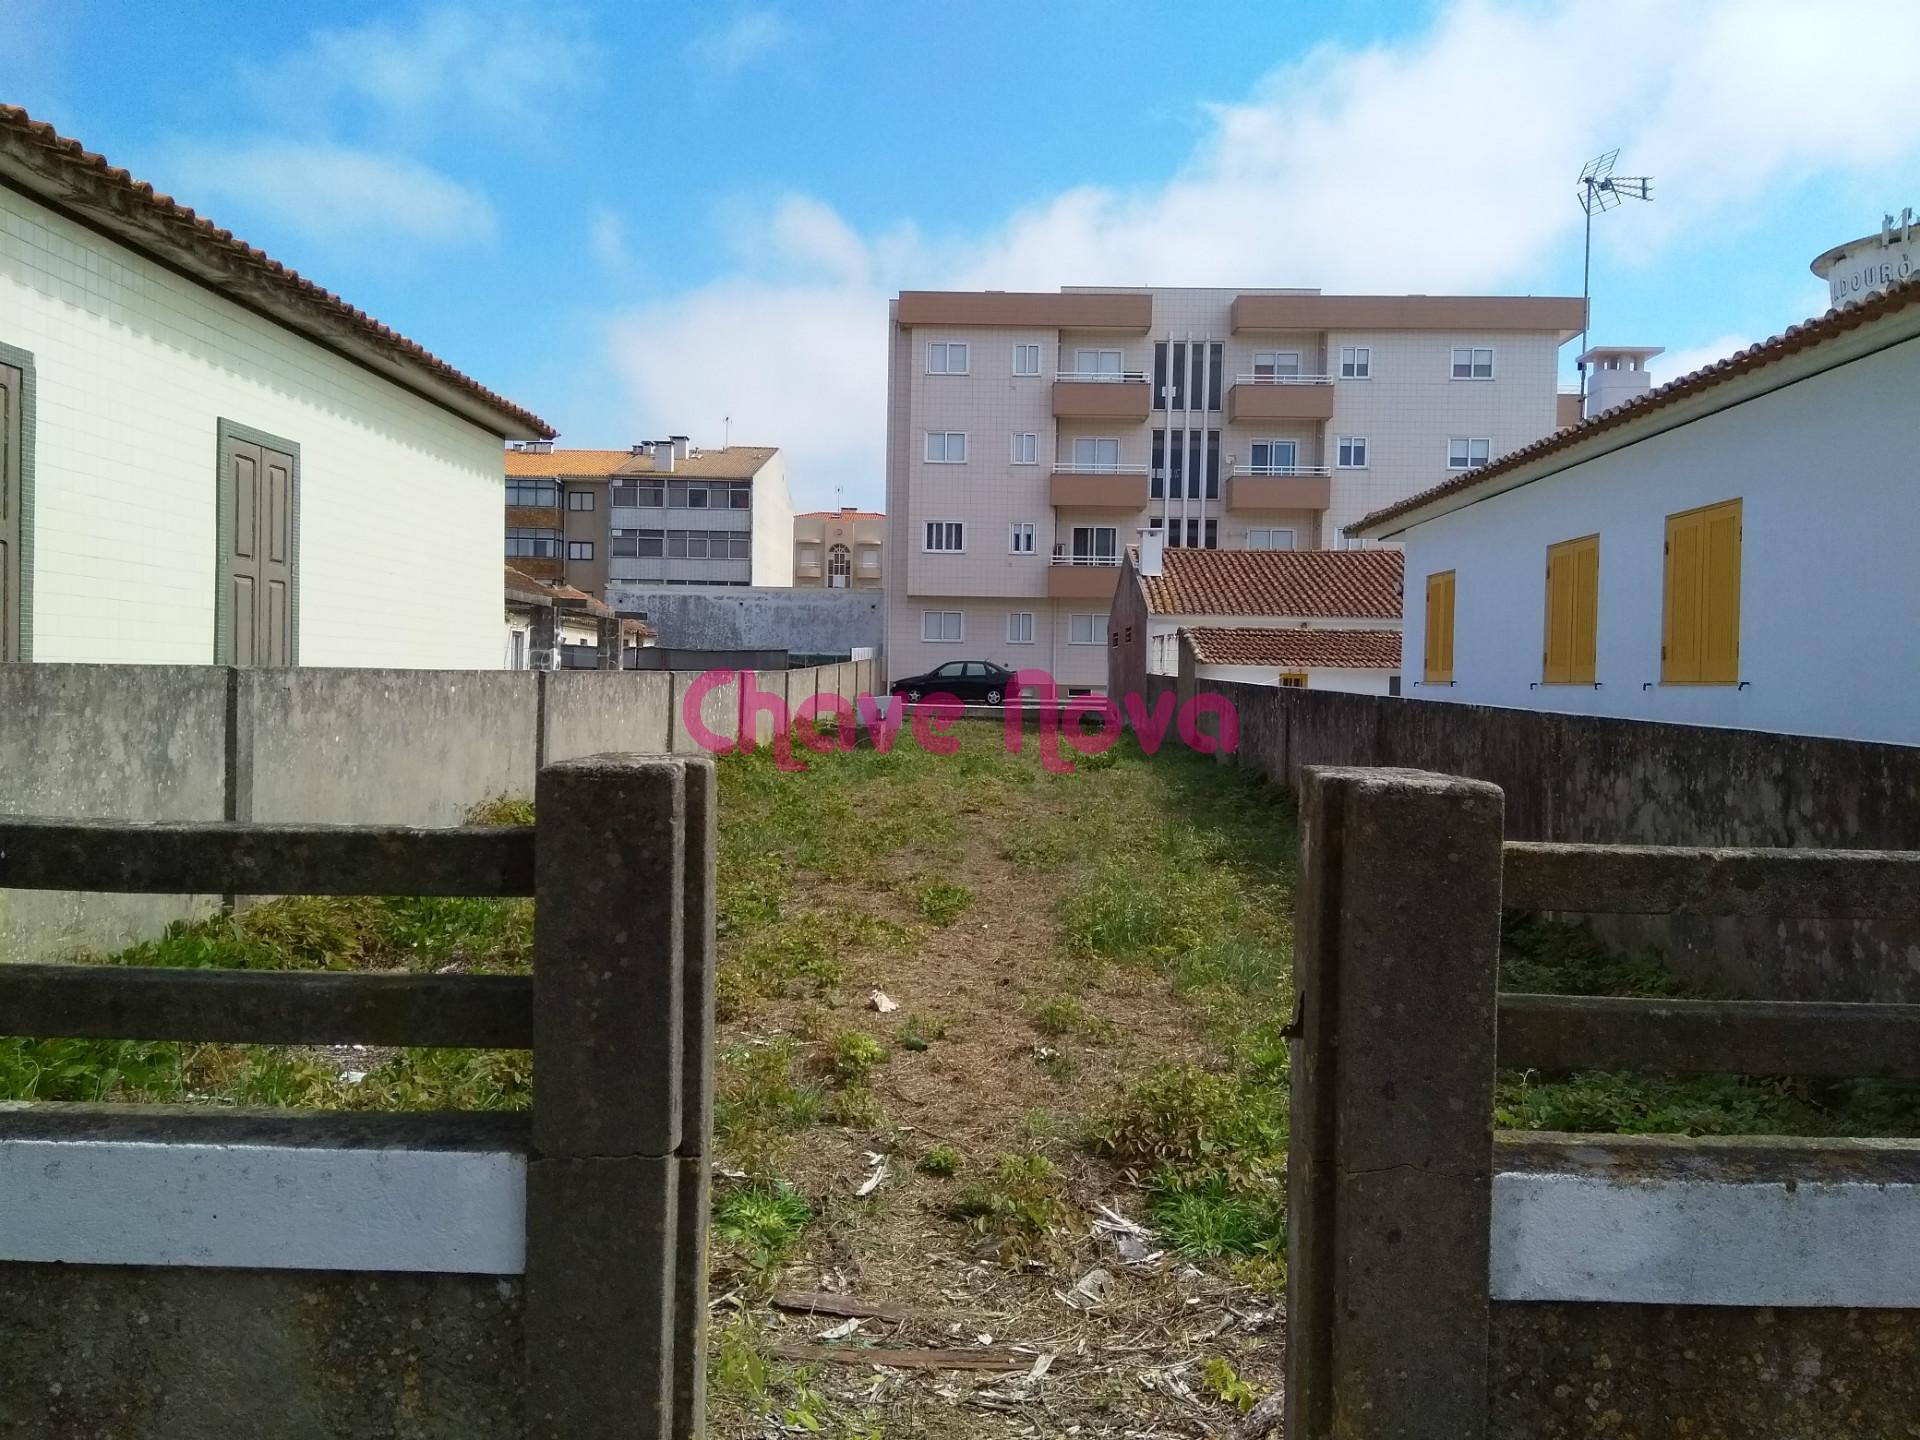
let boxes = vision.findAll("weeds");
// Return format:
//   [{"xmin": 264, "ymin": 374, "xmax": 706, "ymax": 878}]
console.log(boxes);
[
  {"xmin": 823, "ymin": 1030, "xmax": 886, "ymax": 1085},
  {"xmin": 951, "ymin": 1153, "xmax": 1069, "ymax": 1258},
  {"xmin": 911, "ymin": 879, "xmax": 974, "ymax": 926},
  {"xmin": 713, "ymin": 1180, "xmax": 813, "ymax": 1275},
  {"xmin": 917, "ymin": 1144, "xmax": 962, "ymax": 1176}
]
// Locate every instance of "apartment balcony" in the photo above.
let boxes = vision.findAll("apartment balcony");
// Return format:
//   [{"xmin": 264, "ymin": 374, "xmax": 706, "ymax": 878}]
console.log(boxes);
[
  {"xmin": 1052, "ymin": 373, "xmax": 1152, "ymax": 421},
  {"xmin": 505, "ymin": 503, "xmax": 561, "ymax": 529},
  {"xmin": 1227, "ymin": 375, "xmax": 1336, "ymax": 423},
  {"xmin": 1050, "ymin": 463, "xmax": 1150, "ymax": 510},
  {"xmin": 1047, "ymin": 556, "xmax": 1122, "ymax": 600},
  {"xmin": 1225, "ymin": 466, "xmax": 1332, "ymax": 512}
]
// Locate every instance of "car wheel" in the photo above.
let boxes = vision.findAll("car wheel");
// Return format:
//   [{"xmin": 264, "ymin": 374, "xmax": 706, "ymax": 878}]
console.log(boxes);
[
  {"xmin": 904, "ymin": 687, "xmax": 923, "ymax": 703},
  {"xmin": 985, "ymin": 688, "xmax": 1004, "ymax": 707}
]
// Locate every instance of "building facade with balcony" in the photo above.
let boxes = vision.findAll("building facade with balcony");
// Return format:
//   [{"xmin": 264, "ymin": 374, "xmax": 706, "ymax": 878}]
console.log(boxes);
[
  {"xmin": 504, "ymin": 439, "xmax": 794, "ymax": 594},
  {"xmin": 794, "ymin": 508, "xmax": 884, "ymax": 589},
  {"xmin": 883, "ymin": 287, "xmax": 1584, "ymax": 691}
]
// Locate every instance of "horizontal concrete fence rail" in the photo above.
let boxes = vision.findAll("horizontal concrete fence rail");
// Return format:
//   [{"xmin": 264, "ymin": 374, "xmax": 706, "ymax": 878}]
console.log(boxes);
[
  {"xmin": 1286, "ymin": 765, "xmax": 1920, "ymax": 1440},
  {"xmin": 0, "ymin": 753, "xmax": 721, "ymax": 1440}
]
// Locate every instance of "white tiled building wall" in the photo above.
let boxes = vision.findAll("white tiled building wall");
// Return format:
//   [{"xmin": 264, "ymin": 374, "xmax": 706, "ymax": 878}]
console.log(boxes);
[{"xmin": 1, "ymin": 188, "xmax": 511, "ymax": 667}]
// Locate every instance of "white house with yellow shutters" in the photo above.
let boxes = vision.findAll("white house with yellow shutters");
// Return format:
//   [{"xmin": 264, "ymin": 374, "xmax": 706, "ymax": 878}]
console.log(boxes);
[{"xmin": 1352, "ymin": 275, "xmax": 1920, "ymax": 746}]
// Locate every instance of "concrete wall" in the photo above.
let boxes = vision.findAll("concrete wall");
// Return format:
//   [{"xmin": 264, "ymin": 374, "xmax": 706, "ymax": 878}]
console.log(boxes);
[
  {"xmin": 1, "ymin": 187, "xmax": 511, "ymax": 670},
  {"xmin": 1161, "ymin": 679, "xmax": 1920, "ymax": 1001},
  {"xmin": 1396, "ymin": 332, "xmax": 1920, "ymax": 744},
  {"xmin": 0, "ymin": 658, "xmax": 879, "ymax": 961},
  {"xmin": 606, "ymin": 585, "xmax": 882, "ymax": 659}
]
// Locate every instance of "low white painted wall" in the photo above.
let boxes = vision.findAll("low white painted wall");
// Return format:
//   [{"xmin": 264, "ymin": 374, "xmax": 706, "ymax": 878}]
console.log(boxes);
[
  {"xmin": 1195, "ymin": 661, "xmax": 1396, "ymax": 694},
  {"xmin": 1398, "ymin": 333, "xmax": 1920, "ymax": 744}
]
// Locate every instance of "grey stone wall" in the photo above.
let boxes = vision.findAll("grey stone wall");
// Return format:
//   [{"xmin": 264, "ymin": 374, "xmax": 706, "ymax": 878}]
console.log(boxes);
[{"xmin": 605, "ymin": 585, "xmax": 882, "ymax": 659}]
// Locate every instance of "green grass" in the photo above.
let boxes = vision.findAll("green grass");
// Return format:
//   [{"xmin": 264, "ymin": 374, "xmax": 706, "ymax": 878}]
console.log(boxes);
[
  {"xmin": 917, "ymin": 1143, "xmax": 962, "ymax": 1177},
  {"xmin": 910, "ymin": 879, "xmax": 973, "ymax": 926},
  {"xmin": 713, "ymin": 1180, "xmax": 814, "ymax": 1274},
  {"xmin": 950, "ymin": 1152, "xmax": 1068, "ymax": 1257},
  {"xmin": 822, "ymin": 1029, "xmax": 886, "ymax": 1085}
]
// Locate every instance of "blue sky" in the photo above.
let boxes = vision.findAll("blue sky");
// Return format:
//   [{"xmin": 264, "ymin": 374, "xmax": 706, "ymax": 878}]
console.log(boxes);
[{"xmin": 4, "ymin": 0, "xmax": 1916, "ymax": 510}]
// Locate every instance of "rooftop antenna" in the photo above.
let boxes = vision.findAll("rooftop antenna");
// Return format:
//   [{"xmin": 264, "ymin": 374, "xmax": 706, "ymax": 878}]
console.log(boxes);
[
  {"xmin": 1576, "ymin": 150, "xmax": 1653, "ymax": 397},
  {"xmin": 723, "ymin": 414, "xmax": 731, "ymax": 449}
]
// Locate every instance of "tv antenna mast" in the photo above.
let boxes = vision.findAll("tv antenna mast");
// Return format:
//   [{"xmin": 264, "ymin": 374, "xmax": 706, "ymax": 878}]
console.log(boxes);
[{"xmin": 1576, "ymin": 150, "xmax": 1653, "ymax": 397}]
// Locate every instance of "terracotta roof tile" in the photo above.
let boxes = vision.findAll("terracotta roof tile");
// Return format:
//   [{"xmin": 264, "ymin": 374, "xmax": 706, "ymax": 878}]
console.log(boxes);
[
  {"xmin": 1182, "ymin": 626, "xmax": 1401, "ymax": 669},
  {"xmin": 0, "ymin": 105, "xmax": 552, "ymax": 439},
  {"xmin": 1354, "ymin": 275, "xmax": 1920, "ymax": 536},
  {"xmin": 796, "ymin": 508, "xmax": 886, "ymax": 520},
  {"xmin": 504, "ymin": 449, "xmax": 634, "ymax": 478},
  {"xmin": 1140, "ymin": 548, "xmax": 1403, "ymax": 620},
  {"xmin": 609, "ymin": 446, "xmax": 780, "ymax": 480}
]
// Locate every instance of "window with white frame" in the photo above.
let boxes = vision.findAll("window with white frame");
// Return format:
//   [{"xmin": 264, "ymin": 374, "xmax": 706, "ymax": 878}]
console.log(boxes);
[
  {"xmin": 1447, "ymin": 437, "xmax": 1492, "ymax": 470},
  {"xmin": 921, "ymin": 610, "xmax": 963, "ymax": 642},
  {"xmin": 1252, "ymin": 350, "xmax": 1302, "ymax": 379},
  {"xmin": 1007, "ymin": 611, "xmax": 1036, "ymax": 644},
  {"xmin": 1247, "ymin": 528, "xmax": 1296, "ymax": 550},
  {"xmin": 1250, "ymin": 440, "xmax": 1297, "ymax": 472},
  {"xmin": 567, "ymin": 490, "xmax": 596, "ymax": 511},
  {"xmin": 925, "ymin": 432, "xmax": 967, "ymax": 463},
  {"xmin": 927, "ymin": 342, "xmax": 969, "ymax": 374},
  {"xmin": 1071, "ymin": 436, "xmax": 1120, "ymax": 470},
  {"xmin": 924, "ymin": 521, "xmax": 965, "ymax": 552},
  {"xmin": 797, "ymin": 547, "xmax": 820, "ymax": 569},
  {"xmin": 1008, "ymin": 522, "xmax": 1036, "ymax": 554},
  {"xmin": 859, "ymin": 550, "xmax": 879, "ymax": 569},
  {"xmin": 1075, "ymin": 348, "xmax": 1123, "ymax": 377},
  {"xmin": 1451, "ymin": 346, "xmax": 1494, "ymax": 379},
  {"xmin": 1068, "ymin": 613, "xmax": 1103, "ymax": 645},
  {"xmin": 1012, "ymin": 431, "xmax": 1038, "ymax": 465},
  {"xmin": 1340, "ymin": 345, "xmax": 1371, "ymax": 379},
  {"xmin": 1336, "ymin": 436, "xmax": 1369, "ymax": 468},
  {"xmin": 1068, "ymin": 525, "xmax": 1118, "ymax": 562},
  {"xmin": 567, "ymin": 541, "xmax": 594, "ymax": 560},
  {"xmin": 1012, "ymin": 343, "xmax": 1041, "ymax": 376}
]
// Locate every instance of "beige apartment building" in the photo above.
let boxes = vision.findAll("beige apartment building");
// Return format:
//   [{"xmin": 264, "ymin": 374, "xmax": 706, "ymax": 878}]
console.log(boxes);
[
  {"xmin": 505, "ymin": 438, "xmax": 794, "ymax": 594},
  {"xmin": 793, "ymin": 508, "xmax": 885, "ymax": 588},
  {"xmin": 883, "ymin": 287, "xmax": 1584, "ymax": 690}
]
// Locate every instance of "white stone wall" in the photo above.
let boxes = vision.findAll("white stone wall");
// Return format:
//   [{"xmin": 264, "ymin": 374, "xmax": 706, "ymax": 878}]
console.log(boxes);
[
  {"xmin": 1, "ymin": 187, "xmax": 509, "ymax": 667},
  {"xmin": 1195, "ymin": 661, "xmax": 1396, "ymax": 695},
  {"xmin": 1397, "ymin": 332, "xmax": 1920, "ymax": 744}
]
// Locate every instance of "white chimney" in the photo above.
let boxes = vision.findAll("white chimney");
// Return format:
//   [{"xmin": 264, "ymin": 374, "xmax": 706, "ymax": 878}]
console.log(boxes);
[
  {"xmin": 670, "ymin": 434, "xmax": 691, "ymax": 460},
  {"xmin": 1138, "ymin": 528, "xmax": 1165, "ymax": 578},
  {"xmin": 652, "ymin": 440, "xmax": 676, "ymax": 473},
  {"xmin": 1579, "ymin": 346, "xmax": 1664, "ymax": 421}
]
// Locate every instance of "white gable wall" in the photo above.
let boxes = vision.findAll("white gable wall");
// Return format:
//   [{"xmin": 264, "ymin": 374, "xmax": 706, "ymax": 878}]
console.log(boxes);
[
  {"xmin": 1, "ymin": 186, "xmax": 508, "ymax": 667},
  {"xmin": 1397, "ymin": 332, "xmax": 1920, "ymax": 745}
]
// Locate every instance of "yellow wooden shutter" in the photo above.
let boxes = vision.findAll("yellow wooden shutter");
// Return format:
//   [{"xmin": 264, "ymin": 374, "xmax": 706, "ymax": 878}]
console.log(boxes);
[
  {"xmin": 1543, "ymin": 536, "xmax": 1598, "ymax": 685},
  {"xmin": 1663, "ymin": 501, "xmax": 1740, "ymax": 684},
  {"xmin": 1425, "ymin": 570, "xmax": 1455, "ymax": 683}
]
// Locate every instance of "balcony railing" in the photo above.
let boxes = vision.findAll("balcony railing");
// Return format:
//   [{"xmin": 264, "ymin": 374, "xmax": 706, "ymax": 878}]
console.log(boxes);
[
  {"xmin": 1241, "ymin": 462, "xmax": 1332, "ymax": 477},
  {"xmin": 1049, "ymin": 553, "xmax": 1122, "ymax": 567},
  {"xmin": 1054, "ymin": 371, "xmax": 1148, "ymax": 383},
  {"xmin": 1235, "ymin": 372, "xmax": 1334, "ymax": 385},
  {"xmin": 1052, "ymin": 461, "xmax": 1150, "ymax": 474}
]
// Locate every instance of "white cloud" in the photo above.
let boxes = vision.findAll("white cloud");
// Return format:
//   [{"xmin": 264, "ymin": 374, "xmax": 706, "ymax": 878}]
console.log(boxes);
[
  {"xmin": 165, "ymin": 141, "xmax": 497, "ymax": 248},
  {"xmin": 689, "ymin": 10, "xmax": 791, "ymax": 75},
  {"xmin": 241, "ymin": 2, "xmax": 600, "ymax": 140},
  {"xmin": 605, "ymin": 0, "xmax": 1920, "ymax": 510}
]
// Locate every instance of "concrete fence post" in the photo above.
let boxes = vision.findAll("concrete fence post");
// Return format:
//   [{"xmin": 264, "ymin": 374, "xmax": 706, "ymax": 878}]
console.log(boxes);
[
  {"xmin": 672, "ymin": 755, "xmax": 716, "ymax": 1440},
  {"xmin": 526, "ymin": 754, "xmax": 688, "ymax": 1439},
  {"xmin": 1286, "ymin": 766, "xmax": 1504, "ymax": 1440}
]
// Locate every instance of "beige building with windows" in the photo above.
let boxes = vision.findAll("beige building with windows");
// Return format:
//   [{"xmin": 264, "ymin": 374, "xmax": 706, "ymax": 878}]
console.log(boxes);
[
  {"xmin": 794, "ymin": 508, "xmax": 884, "ymax": 589},
  {"xmin": 504, "ymin": 439, "xmax": 794, "ymax": 593},
  {"xmin": 884, "ymin": 287, "xmax": 1584, "ymax": 690}
]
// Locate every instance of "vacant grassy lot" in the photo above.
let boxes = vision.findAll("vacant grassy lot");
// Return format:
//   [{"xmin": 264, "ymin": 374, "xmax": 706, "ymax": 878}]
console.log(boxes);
[{"xmin": 9, "ymin": 722, "xmax": 1918, "ymax": 1436}]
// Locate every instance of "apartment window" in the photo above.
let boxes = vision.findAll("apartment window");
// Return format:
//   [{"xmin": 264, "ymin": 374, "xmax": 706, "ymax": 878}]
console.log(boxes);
[
  {"xmin": 1009, "ymin": 522, "xmax": 1036, "ymax": 554},
  {"xmin": 1184, "ymin": 517, "xmax": 1202, "ymax": 548},
  {"xmin": 667, "ymin": 530, "xmax": 752, "ymax": 560},
  {"xmin": 506, "ymin": 479, "xmax": 557, "ymax": 506},
  {"xmin": 1012, "ymin": 432, "xmax": 1038, "ymax": 465},
  {"xmin": 1247, "ymin": 528, "xmax": 1296, "ymax": 550},
  {"xmin": 1068, "ymin": 525, "xmax": 1118, "ymax": 563},
  {"xmin": 1013, "ymin": 343, "xmax": 1042, "ymax": 376},
  {"xmin": 1424, "ymin": 570, "xmax": 1456, "ymax": 684},
  {"xmin": 925, "ymin": 432, "xmax": 967, "ymax": 463},
  {"xmin": 924, "ymin": 521, "xmax": 965, "ymax": 552},
  {"xmin": 1250, "ymin": 440, "xmax": 1298, "ymax": 472},
  {"xmin": 1007, "ymin": 611, "xmax": 1036, "ymax": 645},
  {"xmin": 1069, "ymin": 613, "xmax": 1103, "ymax": 645},
  {"xmin": 797, "ymin": 546, "xmax": 820, "ymax": 569},
  {"xmin": 922, "ymin": 610, "xmax": 963, "ymax": 643},
  {"xmin": 1543, "ymin": 534, "xmax": 1599, "ymax": 685},
  {"xmin": 611, "ymin": 482, "xmax": 664, "ymax": 508},
  {"xmin": 505, "ymin": 528, "xmax": 561, "ymax": 557},
  {"xmin": 1337, "ymin": 436, "xmax": 1369, "ymax": 468},
  {"xmin": 927, "ymin": 342, "xmax": 969, "ymax": 375},
  {"xmin": 859, "ymin": 551, "xmax": 879, "ymax": 569},
  {"xmin": 1447, "ymin": 437, "xmax": 1492, "ymax": 470},
  {"xmin": 567, "ymin": 490, "xmax": 595, "ymax": 511},
  {"xmin": 1203, "ymin": 518, "xmax": 1218, "ymax": 549},
  {"xmin": 567, "ymin": 541, "xmax": 594, "ymax": 561},
  {"xmin": 828, "ymin": 544, "xmax": 851, "ymax": 586},
  {"xmin": 1340, "ymin": 345, "xmax": 1372, "ymax": 379},
  {"xmin": 1071, "ymin": 436, "xmax": 1120, "ymax": 471},
  {"xmin": 1151, "ymin": 429, "xmax": 1165, "ymax": 498},
  {"xmin": 1451, "ymin": 346, "xmax": 1495, "ymax": 380},
  {"xmin": 1662, "ymin": 499, "xmax": 1742, "ymax": 685},
  {"xmin": 1206, "ymin": 430, "xmax": 1220, "ymax": 499},
  {"xmin": 729, "ymin": 485, "xmax": 751, "ymax": 510},
  {"xmin": 1252, "ymin": 350, "xmax": 1301, "ymax": 379},
  {"xmin": 1076, "ymin": 348, "xmax": 1122, "ymax": 377},
  {"xmin": 1153, "ymin": 341, "xmax": 1223, "ymax": 410},
  {"xmin": 1278, "ymin": 673, "xmax": 1308, "ymax": 689},
  {"xmin": 635, "ymin": 529, "xmax": 664, "ymax": 557}
]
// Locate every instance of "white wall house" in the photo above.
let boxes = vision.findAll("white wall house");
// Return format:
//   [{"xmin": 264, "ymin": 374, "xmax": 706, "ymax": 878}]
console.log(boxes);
[
  {"xmin": 0, "ymin": 105, "xmax": 549, "ymax": 669},
  {"xmin": 1177, "ymin": 626, "xmax": 1400, "ymax": 694},
  {"xmin": 1353, "ymin": 277, "xmax": 1920, "ymax": 746}
]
